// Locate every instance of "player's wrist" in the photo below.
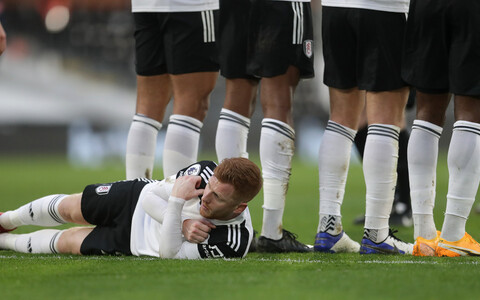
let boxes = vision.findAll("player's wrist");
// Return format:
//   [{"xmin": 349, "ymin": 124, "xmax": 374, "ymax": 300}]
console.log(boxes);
[{"xmin": 168, "ymin": 196, "xmax": 186, "ymax": 204}]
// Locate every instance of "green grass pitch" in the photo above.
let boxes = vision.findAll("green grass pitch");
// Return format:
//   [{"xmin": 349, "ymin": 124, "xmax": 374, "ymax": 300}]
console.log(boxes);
[{"xmin": 1, "ymin": 155, "xmax": 479, "ymax": 299}]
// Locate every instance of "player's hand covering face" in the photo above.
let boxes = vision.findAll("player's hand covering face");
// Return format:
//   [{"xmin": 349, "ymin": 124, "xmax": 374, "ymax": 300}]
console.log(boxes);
[{"xmin": 171, "ymin": 176, "xmax": 204, "ymax": 200}]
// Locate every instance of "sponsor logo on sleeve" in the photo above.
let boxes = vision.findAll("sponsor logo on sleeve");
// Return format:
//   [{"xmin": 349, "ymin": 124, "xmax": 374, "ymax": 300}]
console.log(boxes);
[
  {"xmin": 185, "ymin": 164, "xmax": 201, "ymax": 176},
  {"xmin": 200, "ymin": 244, "xmax": 225, "ymax": 258}
]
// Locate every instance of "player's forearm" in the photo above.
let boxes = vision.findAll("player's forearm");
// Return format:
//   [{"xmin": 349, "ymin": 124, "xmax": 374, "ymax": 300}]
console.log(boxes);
[{"xmin": 158, "ymin": 196, "xmax": 185, "ymax": 258}]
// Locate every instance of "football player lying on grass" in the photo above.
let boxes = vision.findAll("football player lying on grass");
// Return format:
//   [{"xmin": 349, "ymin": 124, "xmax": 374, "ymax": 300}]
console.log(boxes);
[{"xmin": 0, "ymin": 158, "xmax": 262, "ymax": 259}]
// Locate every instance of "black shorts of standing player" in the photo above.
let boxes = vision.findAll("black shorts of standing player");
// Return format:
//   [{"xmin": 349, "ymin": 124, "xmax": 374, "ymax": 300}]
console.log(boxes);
[
  {"xmin": 79, "ymin": 179, "xmax": 152, "ymax": 255},
  {"xmin": 402, "ymin": 0, "xmax": 480, "ymax": 96},
  {"xmin": 133, "ymin": 10, "xmax": 219, "ymax": 76},
  {"xmin": 322, "ymin": 7, "xmax": 407, "ymax": 91},
  {"xmin": 246, "ymin": 0, "xmax": 314, "ymax": 79},
  {"xmin": 217, "ymin": 0, "xmax": 256, "ymax": 80}
]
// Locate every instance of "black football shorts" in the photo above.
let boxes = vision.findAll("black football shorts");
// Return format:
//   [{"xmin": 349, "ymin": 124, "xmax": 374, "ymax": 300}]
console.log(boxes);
[
  {"xmin": 80, "ymin": 179, "xmax": 150, "ymax": 255},
  {"xmin": 134, "ymin": 11, "xmax": 220, "ymax": 76},
  {"xmin": 322, "ymin": 6, "xmax": 407, "ymax": 91},
  {"xmin": 246, "ymin": 0, "xmax": 314, "ymax": 79},
  {"xmin": 217, "ymin": 0, "xmax": 256, "ymax": 79},
  {"xmin": 402, "ymin": 0, "xmax": 480, "ymax": 96}
]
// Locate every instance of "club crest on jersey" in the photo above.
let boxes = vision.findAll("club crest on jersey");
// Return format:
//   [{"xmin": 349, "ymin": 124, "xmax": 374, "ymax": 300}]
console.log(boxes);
[
  {"xmin": 95, "ymin": 185, "xmax": 112, "ymax": 195},
  {"xmin": 303, "ymin": 40, "xmax": 313, "ymax": 58},
  {"xmin": 185, "ymin": 164, "xmax": 201, "ymax": 176}
]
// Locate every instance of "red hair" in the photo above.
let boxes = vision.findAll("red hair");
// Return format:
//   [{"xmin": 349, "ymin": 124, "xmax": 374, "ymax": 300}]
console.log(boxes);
[{"xmin": 214, "ymin": 158, "xmax": 262, "ymax": 203}]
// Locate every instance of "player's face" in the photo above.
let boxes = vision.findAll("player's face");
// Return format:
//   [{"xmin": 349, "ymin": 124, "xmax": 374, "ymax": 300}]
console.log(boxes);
[{"xmin": 200, "ymin": 176, "xmax": 242, "ymax": 220}]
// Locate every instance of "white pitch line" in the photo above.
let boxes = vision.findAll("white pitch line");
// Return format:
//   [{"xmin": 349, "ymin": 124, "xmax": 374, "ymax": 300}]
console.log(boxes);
[
  {"xmin": 0, "ymin": 255, "xmax": 478, "ymax": 265},
  {"xmin": 0, "ymin": 254, "xmax": 156, "ymax": 261},
  {"xmin": 238, "ymin": 257, "xmax": 480, "ymax": 265}
]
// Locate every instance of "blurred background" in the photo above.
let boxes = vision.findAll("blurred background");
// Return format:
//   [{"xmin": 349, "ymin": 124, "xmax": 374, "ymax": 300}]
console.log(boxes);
[{"xmin": 0, "ymin": 0, "xmax": 453, "ymax": 169}]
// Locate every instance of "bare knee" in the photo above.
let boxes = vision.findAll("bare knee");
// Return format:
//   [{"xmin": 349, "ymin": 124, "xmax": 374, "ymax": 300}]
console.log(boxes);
[
  {"xmin": 415, "ymin": 92, "xmax": 450, "ymax": 126},
  {"xmin": 171, "ymin": 72, "xmax": 218, "ymax": 120},
  {"xmin": 173, "ymin": 98, "xmax": 210, "ymax": 121},
  {"xmin": 57, "ymin": 227, "xmax": 93, "ymax": 255},
  {"xmin": 58, "ymin": 193, "xmax": 88, "ymax": 224}
]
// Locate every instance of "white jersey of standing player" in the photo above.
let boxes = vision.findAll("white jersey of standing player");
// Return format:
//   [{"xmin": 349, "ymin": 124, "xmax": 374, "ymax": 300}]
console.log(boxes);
[
  {"xmin": 322, "ymin": 0, "xmax": 409, "ymax": 13},
  {"xmin": 131, "ymin": 0, "xmax": 219, "ymax": 12}
]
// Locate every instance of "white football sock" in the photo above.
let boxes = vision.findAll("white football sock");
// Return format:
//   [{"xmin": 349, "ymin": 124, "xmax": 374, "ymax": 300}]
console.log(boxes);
[
  {"xmin": 363, "ymin": 124, "xmax": 400, "ymax": 242},
  {"xmin": 260, "ymin": 119, "xmax": 295, "ymax": 240},
  {"xmin": 408, "ymin": 120, "xmax": 442, "ymax": 240},
  {"xmin": 215, "ymin": 108, "xmax": 251, "ymax": 162},
  {"xmin": 0, "ymin": 195, "xmax": 67, "ymax": 229},
  {"xmin": 317, "ymin": 120, "xmax": 357, "ymax": 234},
  {"xmin": 441, "ymin": 121, "xmax": 480, "ymax": 242},
  {"xmin": 0, "ymin": 229, "xmax": 64, "ymax": 254},
  {"xmin": 126, "ymin": 114, "xmax": 162, "ymax": 179},
  {"xmin": 163, "ymin": 114, "xmax": 203, "ymax": 177}
]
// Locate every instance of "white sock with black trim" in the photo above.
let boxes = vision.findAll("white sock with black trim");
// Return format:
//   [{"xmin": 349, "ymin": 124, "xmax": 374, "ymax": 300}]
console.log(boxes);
[
  {"xmin": 215, "ymin": 108, "xmax": 251, "ymax": 162},
  {"xmin": 318, "ymin": 120, "xmax": 357, "ymax": 234},
  {"xmin": 363, "ymin": 124, "xmax": 400, "ymax": 243},
  {"xmin": 260, "ymin": 118, "xmax": 295, "ymax": 240},
  {"xmin": 408, "ymin": 120, "xmax": 442, "ymax": 240},
  {"xmin": 163, "ymin": 114, "xmax": 203, "ymax": 177},
  {"xmin": 126, "ymin": 114, "xmax": 162, "ymax": 179},
  {"xmin": 0, "ymin": 229, "xmax": 64, "ymax": 254},
  {"xmin": 441, "ymin": 121, "xmax": 480, "ymax": 242},
  {"xmin": 0, "ymin": 194, "xmax": 67, "ymax": 229}
]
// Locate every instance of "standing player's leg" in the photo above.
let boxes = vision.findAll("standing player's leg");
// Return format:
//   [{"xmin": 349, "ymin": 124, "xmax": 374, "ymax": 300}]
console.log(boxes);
[
  {"xmin": 215, "ymin": 0, "xmax": 258, "ymax": 162},
  {"xmin": 163, "ymin": 71, "xmax": 218, "ymax": 177},
  {"xmin": 404, "ymin": 0, "xmax": 480, "ymax": 256},
  {"xmin": 407, "ymin": 91, "xmax": 449, "ymax": 256},
  {"xmin": 161, "ymin": 10, "xmax": 219, "ymax": 177},
  {"xmin": 248, "ymin": 0, "xmax": 314, "ymax": 252},
  {"xmin": 352, "ymin": 111, "xmax": 413, "ymax": 227},
  {"xmin": 256, "ymin": 66, "xmax": 310, "ymax": 252},
  {"xmin": 258, "ymin": 65, "xmax": 296, "ymax": 241},
  {"xmin": 216, "ymin": 78, "xmax": 258, "ymax": 161},
  {"xmin": 315, "ymin": 6, "xmax": 362, "ymax": 253},
  {"xmin": 436, "ymin": 0, "xmax": 480, "ymax": 256},
  {"xmin": 360, "ymin": 87, "xmax": 412, "ymax": 254},
  {"xmin": 126, "ymin": 75, "xmax": 171, "ymax": 179},
  {"xmin": 315, "ymin": 87, "xmax": 363, "ymax": 253},
  {"xmin": 436, "ymin": 96, "xmax": 480, "ymax": 256},
  {"xmin": 390, "ymin": 123, "xmax": 413, "ymax": 226},
  {"xmin": 126, "ymin": 13, "xmax": 172, "ymax": 180},
  {"xmin": 400, "ymin": 0, "xmax": 454, "ymax": 256},
  {"xmin": 333, "ymin": 8, "xmax": 412, "ymax": 255}
]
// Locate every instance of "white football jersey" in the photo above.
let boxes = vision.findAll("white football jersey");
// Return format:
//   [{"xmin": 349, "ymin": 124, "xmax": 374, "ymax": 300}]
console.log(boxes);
[
  {"xmin": 130, "ymin": 161, "xmax": 254, "ymax": 259},
  {"xmin": 132, "ymin": 0, "xmax": 219, "ymax": 12},
  {"xmin": 322, "ymin": 0, "xmax": 409, "ymax": 13}
]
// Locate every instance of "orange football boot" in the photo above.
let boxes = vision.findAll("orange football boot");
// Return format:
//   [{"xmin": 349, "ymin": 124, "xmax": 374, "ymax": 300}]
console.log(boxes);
[
  {"xmin": 436, "ymin": 232, "xmax": 480, "ymax": 257},
  {"xmin": 413, "ymin": 231, "xmax": 440, "ymax": 257}
]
